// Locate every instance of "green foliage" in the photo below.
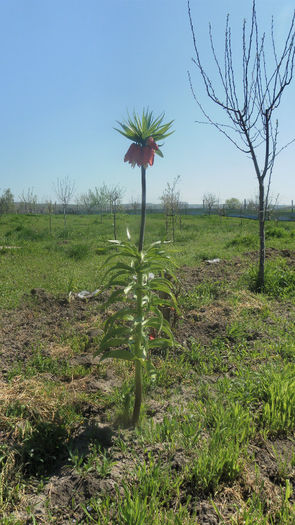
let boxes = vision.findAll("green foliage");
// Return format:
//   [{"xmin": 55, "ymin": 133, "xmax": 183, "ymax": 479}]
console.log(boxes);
[
  {"xmin": 219, "ymin": 363, "xmax": 295, "ymax": 436},
  {"xmin": 96, "ymin": 239, "xmax": 178, "ymax": 423},
  {"xmin": 226, "ymin": 234, "xmax": 257, "ymax": 248},
  {"xmin": 262, "ymin": 366, "xmax": 295, "ymax": 435},
  {"xmin": 265, "ymin": 226, "xmax": 288, "ymax": 238},
  {"xmin": 16, "ymin": 226, "xmax": 48, "ymax": 242},
  {"xmin": 185, "ymin": 401, "xmax": 254, "ymax": 495},
  {"xmin": 180, "ymin": 280, "xmax": 225, "ymax": 309},
  {"xmin": 247, "ymin": 259, "xmax": 295, "ymax": 297},
  {"xmin": 1, "ymin": 213, "xmax": 295, "ymax": 521},
  {"xmin": 7, "ymin": 348, "xmax": 90, "ymax": 382},
  {"xmin": 66, "ymin": 242, "xmax": 91, "ymax": 260},
  {"xmin": 0, "ymin": 189, "xmax": 14, "ymax": 214},
  {"xmin": 97, "ymin": 240, "xmax": 177, "ymax": 364},
  {"xmin": 183, "ymin": 337, "xmax": 247, "ymax": 374},
  {"xmin": 225, "ymin": 197, "xmax": 242, "ymax": 209},
  {"xmin": 115, "ymin": 108, "xmax": 174, "ymax": 146},
  {"xmin": 67, "ymin": 443, "xmax": 115, "ymax": 477}
]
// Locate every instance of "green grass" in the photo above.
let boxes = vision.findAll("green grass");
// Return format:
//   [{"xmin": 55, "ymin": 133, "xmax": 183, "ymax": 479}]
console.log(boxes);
[
  {"xmin": 0, "ymin": 212, "xmax": 295, "ymax": 523},
  {"xmin": 0, "ymin": 213, "xmax": 294, "ymax": 308}
]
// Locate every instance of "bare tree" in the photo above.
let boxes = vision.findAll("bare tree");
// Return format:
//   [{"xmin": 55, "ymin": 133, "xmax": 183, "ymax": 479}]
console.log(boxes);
[
  {"xmin": 203, "ymin": 192, "xmax": 218, "ymax": 215},
  {"xmin": 245, "ymin": 196, "xmax": 259, "ymax": 212},
  {"xmin": 130, "ymin": 196, "xmax": 140, "ymax": 214},
  {"xmin": 94, "ymin": 184, "xmax": 123, "ymax": 239},
  {"xmin": 108, "ymin": 185, "xmax": 123, "ymax": 240},
  {"xmin": 54, "ymin": 177, "xmax": 75, "ymax": 229},
  {"xmin": 19, "ymin": 188, "xmax": 37, "ymax": 214},
  {"xmin": 225, "ymin": 198, "xmax": 242, "ymax": 210},
  {"xmin": 0, "ymin": 188, "xmax": 14, "ymax": 214},
  {"xmin": 45, "ymin": 200, "xmax": 54, "ymax": 235},
  {"xmin": 92, "ymin": 185, "xmax": 109, "ymax": 217},
  {"xmin": 188, "ymin": 0, "xmax": 295, "ymax": 290},
  {"xmin": 87, "ymin": 184, "xmax": 111, "ymax": 222},
  {"xmin": 178, "ymin": 200, "xmax": 189, "ymax": 229},
  {"xmin": 161, "ymin": 176, "xmax": 181, "ymax": 241},
  {"xmin": 77, "ymin": 190, "xmax": 95, "ymax": 214}
]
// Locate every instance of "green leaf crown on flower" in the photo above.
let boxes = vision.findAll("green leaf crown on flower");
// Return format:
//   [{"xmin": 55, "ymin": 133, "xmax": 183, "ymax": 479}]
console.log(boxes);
[{"xmin": 115, "ymin": 109, "xmax": 174, "ymax": 165}]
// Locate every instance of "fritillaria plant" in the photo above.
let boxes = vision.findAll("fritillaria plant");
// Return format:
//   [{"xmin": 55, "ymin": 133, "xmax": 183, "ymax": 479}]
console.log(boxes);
[
  {"xmin": 96, "ymin": 110, "xmax": 175, "ymax": 426},
  {"xmin": 116, "ymin": 109, "xmax": 174, "ymax": 251}
]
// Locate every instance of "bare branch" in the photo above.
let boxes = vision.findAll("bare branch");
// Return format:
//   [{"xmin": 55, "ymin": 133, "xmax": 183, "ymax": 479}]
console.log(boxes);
[{"xmin": 188, "ymin": 0, "xmax": 295, "ymax": 288}]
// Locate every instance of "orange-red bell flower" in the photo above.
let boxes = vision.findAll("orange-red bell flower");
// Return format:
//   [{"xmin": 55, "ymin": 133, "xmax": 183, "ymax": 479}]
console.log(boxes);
[
  {"xmin": 142, "ymin": 146, "xmax": 155, "ymax": 167},
  {"xmin": 124, "ymin": 143, "xmax": 141, "ymax": 167},
  {"xmin": 124, "ymin": 137, "xmax": 159, "ymax": 168},
  {"xmin": 145, "ymin": 136, "xmax": 159, "ymax": 150}
]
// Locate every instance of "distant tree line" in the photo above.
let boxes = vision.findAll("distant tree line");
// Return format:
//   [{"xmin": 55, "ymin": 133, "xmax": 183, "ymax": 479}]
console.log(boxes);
[{"xmin": 0, "ymin": 186, "xmax": 294, "ymax": 221}]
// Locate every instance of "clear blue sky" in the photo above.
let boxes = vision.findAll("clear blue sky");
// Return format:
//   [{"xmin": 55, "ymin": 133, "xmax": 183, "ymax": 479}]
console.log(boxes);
[{"xmin": 0, "ymin": 0, "xmax": 294, "ymax": 205}]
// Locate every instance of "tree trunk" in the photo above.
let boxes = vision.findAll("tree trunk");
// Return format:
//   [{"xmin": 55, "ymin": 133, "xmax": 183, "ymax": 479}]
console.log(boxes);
[
  {"xmin": 113, "ymin": 211, "xmax": 116, "ymax": 240},
  {"xmin": 257, "ymin": 180, "xmax": 265, "ymax": 291},
  {"xmin": 172, "ymin": 214, "xmax": 175, "ymax": 242}
]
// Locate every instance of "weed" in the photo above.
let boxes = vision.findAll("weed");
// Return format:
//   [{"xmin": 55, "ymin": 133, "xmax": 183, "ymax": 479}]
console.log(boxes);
[
  {"xmin": 247, "ymin": 259, "xmax": 295, "ymax": 297},
  {"xmin": 271, "ymin": 445, "xmax": 295, "ymax": 482},
  {"xmin": 187, "ymin": 402, "xmax": 253, "ymax": 495},
  {"xmin": 226, "ymin": 234, "xmax": 257, "ymax": 248},
  {"xmin": 67, "ymin": 443, "xmax": 115, "ymax": 477},
  {"xmin": 262, "ymin": 366, "xmax": 295, "ymax": 435},
  {"xmin": 66, "ymin": 243, "xmax": 91, "ymax": 260},
  {"xmin": 8, "ymin": 348, "xmax": 90, "ymax": 382},
  {"xmin": 180, "ymin": 280, "xmax": 225, "ymax": 309},
  {"xmin": 265, "ymin": 226, "xmax": 288, "ymax": 238},
  {"xmin": 16, "ymin": 227, "xmax": 48, "ymax": 242}
]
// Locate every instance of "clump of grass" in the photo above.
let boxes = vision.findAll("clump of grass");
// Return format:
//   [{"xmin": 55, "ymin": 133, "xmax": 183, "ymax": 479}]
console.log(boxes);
[
  {"xmin": 231, "ymin": 479, "xmax": 295, "ymax": 524},
  {"xmin": 0, "ymin": 378, "xmax": 85, "ymax": 476},
  {"xmin": 66, "ymin": 242, "xmax": 91, "ymax": 260},
  {"xmin": 265, "ymin": 226, "xmax": 288, "ymax": 238},
  {"xmin": 67, "ymin": 443, "xmax": 115, "ymax": 477},
  {"xmin": 186, "ymin": 402, "xmax": 254, "ymax": 495},
  {"xmin": 194, "ymin": 251, "xmax": 221, "ymax": 261},
  {"xmin": 261, "ymin": 366, "xmax": 295, "ymax": 435},
  {"xmin": 219, "ymin": 363, "xmax": 295, "ymax": 436},
  {"xmin": 15, "ymin": 226, "xmax": 48, "ymax": 242},
  {"xmin": 7, "ymin": 349, "xmax": 90, "ymax": 382},
  {"xmin": 226, "ymin": 234, "xmax": 257, "ymax": 248},
  {"xmin": 180, "ymin": 280, "xmax": 225, "ymax": 309},
  {"xmin": 247, "ymin": 259, "xmax": 295, "ymax": 297}
]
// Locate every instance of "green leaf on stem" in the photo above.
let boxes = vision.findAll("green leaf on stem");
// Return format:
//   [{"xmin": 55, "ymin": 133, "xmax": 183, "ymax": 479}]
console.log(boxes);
[{"xmin": 100, "ymin": 349, "xmax": 135, "ymax": 361}]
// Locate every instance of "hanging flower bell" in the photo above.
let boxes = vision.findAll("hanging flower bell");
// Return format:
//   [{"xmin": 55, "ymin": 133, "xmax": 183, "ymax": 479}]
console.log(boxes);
[{"xmin": 124, "ymin": 137, "xmax": 159, "ymax": 168}]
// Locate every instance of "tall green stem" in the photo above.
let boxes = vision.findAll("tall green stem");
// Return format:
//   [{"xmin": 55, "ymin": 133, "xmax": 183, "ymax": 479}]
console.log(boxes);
[
  {"xmin": 132, "ymin": 267, "xmax": 143, "ymax": 426},
  {"xmin": 133, "ymin": 361, "xmax": 142, "ymax": 425},
  {"xmin": 132, "ymin": 166, "xmax": 146, "ymax": 426},
  {"xmin": 138, "ymin": 166, "xmax": 146, "ymax": 252}
]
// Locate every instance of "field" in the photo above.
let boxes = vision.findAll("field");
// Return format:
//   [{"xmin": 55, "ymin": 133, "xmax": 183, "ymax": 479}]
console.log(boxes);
[{"xmin": 0, "ymin": 212, "xmax": 295, "ymax": 524}]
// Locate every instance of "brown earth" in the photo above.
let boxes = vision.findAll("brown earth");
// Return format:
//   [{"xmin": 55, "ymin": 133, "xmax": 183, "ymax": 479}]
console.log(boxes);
[{"xmin": 0, "ymin": 249, "xmax": 294, "ymax": 523}]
